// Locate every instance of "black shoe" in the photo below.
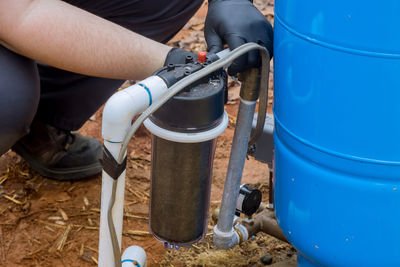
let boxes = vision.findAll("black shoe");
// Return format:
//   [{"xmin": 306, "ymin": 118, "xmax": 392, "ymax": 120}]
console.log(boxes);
[{"xmin": 12, "ymin": 120, "xmax": 102, "ymax": 180}]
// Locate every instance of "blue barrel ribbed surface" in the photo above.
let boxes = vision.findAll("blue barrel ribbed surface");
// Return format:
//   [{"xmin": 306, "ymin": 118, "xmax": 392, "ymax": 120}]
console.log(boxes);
[{"xmin": 273, "ymin": 1, "xmax": 400, "ymax": 266}]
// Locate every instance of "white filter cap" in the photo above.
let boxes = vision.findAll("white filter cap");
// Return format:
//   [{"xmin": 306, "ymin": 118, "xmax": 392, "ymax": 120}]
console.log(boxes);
[{"xmin": 144, "ymin": 111, "xmax": 228, "ymax": 143}]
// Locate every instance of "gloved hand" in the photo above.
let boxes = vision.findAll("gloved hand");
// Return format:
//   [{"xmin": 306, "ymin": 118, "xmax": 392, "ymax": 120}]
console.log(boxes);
[
  {"xmin": 164, "ymin": 48, "xmax": 197, "ymax": 66},
  {"xmin": 205, "ymin": 0, "xmax": 273, "ymax": 76}
]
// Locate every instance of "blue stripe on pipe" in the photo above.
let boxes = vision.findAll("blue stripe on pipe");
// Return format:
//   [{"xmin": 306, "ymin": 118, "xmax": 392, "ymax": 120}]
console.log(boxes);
[
  {"xmin": 104, "ymin": 140, "xmax": 122, "ymax": 143},
  {"xmin": 138, "ymin": 83, "xmax": 152, "ymax": 105},
  {"xmin": 121, "ymin": 259, "xmax": 140, "ymax": 267}
]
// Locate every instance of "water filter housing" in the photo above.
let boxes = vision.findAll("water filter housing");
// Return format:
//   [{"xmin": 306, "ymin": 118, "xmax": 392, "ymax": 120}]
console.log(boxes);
[{"xmin": 144, "ymin": 69, "xmax": 228, "ymax": 247}]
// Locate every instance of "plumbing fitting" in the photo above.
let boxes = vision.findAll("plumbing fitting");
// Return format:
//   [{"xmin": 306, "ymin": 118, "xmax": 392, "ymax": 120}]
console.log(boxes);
[
  {"xmin": 213, "ymin": 204, "xmax": 287, "ymax": 244},
  {"xmin": 238, "ymin": 68, "xmax": 260, "ymax": 101},
  {"xmin": 213, "ymin": 214, "xmax": 249, "ymax": 249},
  {"xmin": 213, "ymin": 226, "xmax": 241, "ymax": 250},
  {"xmin": 241, "ymin": 207, "xmax": 288, "ymax": 243}
]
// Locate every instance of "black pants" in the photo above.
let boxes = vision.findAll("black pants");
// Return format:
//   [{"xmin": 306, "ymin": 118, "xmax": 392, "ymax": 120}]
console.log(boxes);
[{"xmin": 0, "ymin": 0, "xmax": 203, "ymax": 155}]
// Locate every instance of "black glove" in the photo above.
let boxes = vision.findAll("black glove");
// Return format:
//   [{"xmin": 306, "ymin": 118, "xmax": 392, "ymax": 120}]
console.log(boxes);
[
  {"xmin": 205, "ymin": 0, "xmax": 273, "ymax": 75},
  {"xmin": 164, "ymin": 48, "xmax": 197, "ymax": 66}
]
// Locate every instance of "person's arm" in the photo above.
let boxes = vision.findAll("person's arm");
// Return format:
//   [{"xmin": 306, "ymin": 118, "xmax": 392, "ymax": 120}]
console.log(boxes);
[{"xmin": 0, "ymin": 0, "xmax": 172, "ymax": 80}]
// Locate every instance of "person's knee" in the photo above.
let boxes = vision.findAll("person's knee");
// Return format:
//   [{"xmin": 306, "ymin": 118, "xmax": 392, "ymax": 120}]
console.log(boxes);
[{"xmin": 0, "ymin": 46, "xmax": 40, "ymax": 155}]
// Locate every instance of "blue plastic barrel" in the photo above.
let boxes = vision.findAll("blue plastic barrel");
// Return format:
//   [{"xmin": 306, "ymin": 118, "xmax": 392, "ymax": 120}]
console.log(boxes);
[{"xmin": 273, "ymin": 1, "xmax": 400, "ymax": 266}]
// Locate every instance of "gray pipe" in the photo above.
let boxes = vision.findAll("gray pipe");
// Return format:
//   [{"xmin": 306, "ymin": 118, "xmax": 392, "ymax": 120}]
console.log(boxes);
[{"xmin": 214, "ymin": 99, "xmax": 257, "ymax": 248}]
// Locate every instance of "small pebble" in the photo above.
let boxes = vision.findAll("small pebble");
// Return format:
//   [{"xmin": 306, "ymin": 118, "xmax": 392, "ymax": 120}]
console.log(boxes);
[{"xmin": 260, "ymin": 254, "xmax": 273, "ymax": 265}]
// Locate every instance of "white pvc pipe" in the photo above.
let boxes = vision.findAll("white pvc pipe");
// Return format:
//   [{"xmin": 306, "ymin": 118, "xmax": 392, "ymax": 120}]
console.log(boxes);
[
  {"xmin": 99, "ymin": 76, "xmax": 168, "ymax": 267},
  {"xmin": 99, "ymin": 142, "xmax": 126, "ymax": 267},
  {"xmin": 102, "ymin": 76, "xmax": 169, "ymax": 142}
]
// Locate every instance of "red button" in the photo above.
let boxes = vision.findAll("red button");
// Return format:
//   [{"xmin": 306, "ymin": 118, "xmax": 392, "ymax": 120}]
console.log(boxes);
[{"xmin": 198, "ymin": 52, "xmax": 207, "ymax": 63}]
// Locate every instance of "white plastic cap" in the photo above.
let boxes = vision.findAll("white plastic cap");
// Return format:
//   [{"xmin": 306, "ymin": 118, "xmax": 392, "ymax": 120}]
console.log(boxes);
[{"xmin": 121, "ymin": 246, "xmax": 147, "ymax": 267}]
